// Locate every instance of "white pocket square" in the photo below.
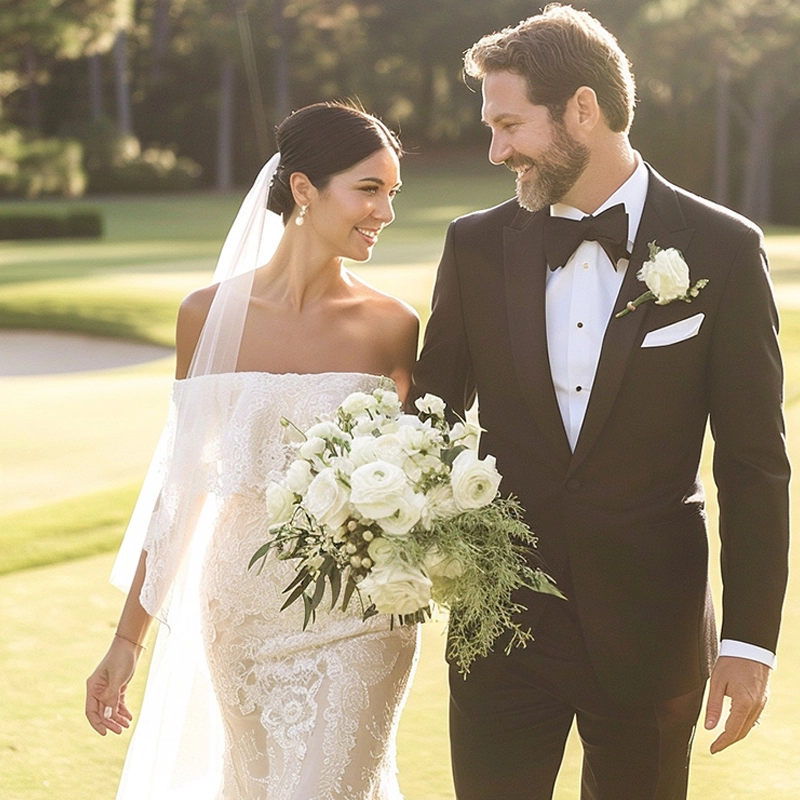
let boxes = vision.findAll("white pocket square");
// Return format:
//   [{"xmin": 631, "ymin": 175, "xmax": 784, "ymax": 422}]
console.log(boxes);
[{"xmin": 641, "ymin": 313, "xmax": 705, "ymax": 348}]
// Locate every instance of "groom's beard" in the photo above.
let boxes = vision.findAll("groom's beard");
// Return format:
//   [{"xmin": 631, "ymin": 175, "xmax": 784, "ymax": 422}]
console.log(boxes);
[{"xmin": 509, "ymin": 121, "xmax": 590, "ymax": 212}]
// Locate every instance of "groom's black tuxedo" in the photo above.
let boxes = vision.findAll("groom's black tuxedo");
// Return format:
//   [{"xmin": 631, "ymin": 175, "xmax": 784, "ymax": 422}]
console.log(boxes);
[{"xmin": 412, "ymin": 165, "xmax": 789, "ymax": 716}]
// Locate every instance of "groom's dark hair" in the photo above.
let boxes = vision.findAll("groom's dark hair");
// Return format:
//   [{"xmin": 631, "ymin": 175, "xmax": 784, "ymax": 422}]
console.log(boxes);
[{"xmin": 464, "ymin": 3, "xmax": 636, "ymax": 133}]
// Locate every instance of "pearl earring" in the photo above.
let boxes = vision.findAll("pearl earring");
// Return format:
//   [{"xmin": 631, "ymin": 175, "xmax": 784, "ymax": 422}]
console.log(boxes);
[{"xmin": 295, "ymin": 205, "xmax": 307, "ymax": 226}]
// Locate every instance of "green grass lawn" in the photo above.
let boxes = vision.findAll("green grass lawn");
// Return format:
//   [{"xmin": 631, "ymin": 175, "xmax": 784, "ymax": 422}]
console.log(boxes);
[{"xmin": 1, "ymin": 164, "xmax": 800, "ymax": 798}]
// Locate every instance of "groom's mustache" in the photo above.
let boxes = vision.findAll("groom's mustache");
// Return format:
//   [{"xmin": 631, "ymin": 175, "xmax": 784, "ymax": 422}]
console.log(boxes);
[{"xmin": 505, "ymin": 157, "xmax": 534, "ymax": 174}]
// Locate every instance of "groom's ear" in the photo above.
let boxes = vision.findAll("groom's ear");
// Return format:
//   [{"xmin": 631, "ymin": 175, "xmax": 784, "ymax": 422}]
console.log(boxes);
[{"xmin": 566, "ymin": 86, "xmax": 602, "ymax": 137}]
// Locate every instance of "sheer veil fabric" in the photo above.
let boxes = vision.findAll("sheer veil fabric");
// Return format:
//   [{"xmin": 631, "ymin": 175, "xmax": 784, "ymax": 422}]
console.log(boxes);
[{"xmin": 108, "ymin": 155, "xmax": 286, "ymax": 798}]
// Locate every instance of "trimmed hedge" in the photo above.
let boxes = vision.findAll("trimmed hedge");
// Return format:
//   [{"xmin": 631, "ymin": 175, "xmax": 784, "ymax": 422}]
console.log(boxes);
[{"xmin": 0, "ymin": 210, "xmax": 103, "ymax": 240}]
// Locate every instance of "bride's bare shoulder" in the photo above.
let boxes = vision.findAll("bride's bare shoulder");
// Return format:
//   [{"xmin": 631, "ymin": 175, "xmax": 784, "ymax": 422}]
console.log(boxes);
[
  {"xmin": 175, "ymin": 283, "xmax": 220, "ymax": 378},
  {"xmin": 348, "ymin": 273, "xmax": 418, "ymax": 327}
]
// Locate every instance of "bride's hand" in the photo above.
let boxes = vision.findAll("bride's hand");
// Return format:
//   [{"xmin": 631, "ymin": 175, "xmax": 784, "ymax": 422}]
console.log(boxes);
[{"xmin": 85, "ymin": 637, "xmax": 141, "ymax": 735}]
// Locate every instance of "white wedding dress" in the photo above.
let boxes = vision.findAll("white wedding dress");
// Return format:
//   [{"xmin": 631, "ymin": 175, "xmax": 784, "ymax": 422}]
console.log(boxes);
[{"xmin": 114, "ymin": 370, "xmax": 419, "ymax": 800}]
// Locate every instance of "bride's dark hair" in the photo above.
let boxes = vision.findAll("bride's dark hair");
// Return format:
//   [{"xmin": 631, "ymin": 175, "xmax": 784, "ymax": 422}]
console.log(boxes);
[{"xmin": 267, "ymin": 102, "xmax": 402, "ymax": 222}]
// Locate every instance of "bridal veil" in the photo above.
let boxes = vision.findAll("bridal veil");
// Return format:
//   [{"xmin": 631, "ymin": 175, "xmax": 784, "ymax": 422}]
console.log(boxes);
[{"xmin": 107, "ymin": 154, "xmax": 284, "ymax": 798}]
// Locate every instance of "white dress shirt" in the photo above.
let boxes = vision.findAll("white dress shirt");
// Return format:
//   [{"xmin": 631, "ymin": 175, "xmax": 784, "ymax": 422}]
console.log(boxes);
[{"xmin": 544, "ymin": 155, "xmax": 774, "ymax": 669}]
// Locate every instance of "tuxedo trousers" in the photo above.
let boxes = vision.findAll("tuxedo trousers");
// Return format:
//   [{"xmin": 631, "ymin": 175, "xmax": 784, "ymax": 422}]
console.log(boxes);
[{"xmin": 449, "ymin": 594, "xmax": 704, "ymax": 800}]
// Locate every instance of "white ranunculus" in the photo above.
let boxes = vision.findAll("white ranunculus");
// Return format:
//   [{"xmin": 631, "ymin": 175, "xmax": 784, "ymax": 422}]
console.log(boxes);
[
  {"xmin": 358, "ymin": 562, "xmax": 433, "ymax": 616},
  {"xmin": 423, "ymin": 544, "xmax": 464, "ymax": 580},
  {"xmin": 340, "ymin": 391, "xmax": 378, "ymax": 418},
  {"xmin": 372, "ymin": 434, "xmax": 407, "ymax": 467},
  {"xmin": 420, "ymin": 483, "xmax": 460, "ymax": 528},
  {"xmin": 304, "ymin": 468, "xmax": 351, "ymax": 529},
  {"xmin": 266, "ymin": 481, "xmax": 295, "ymax": 525},
  {"xmin": 637, "ymin": 247, "xmax": 690, "ymax": 304},
  {"xmin": 350, "ymin": 461, "xmax": 409, "ymax": 519},
  {"xmin": 377, "ymin": 488, "xmax": 425, "ymax": 537},
  {"xmin": 285, "ymin": 459, "xmax": 313, "ymax": 494},
  {"xmin": 414, "ymin": 393, "xmax": 446, "ymax": 417},
  {"xmin": 450, "ymin": 450, "xmax": 502, "ymax": 510},
  {"xmin": 349, "ymin": 436, "xmax": 380, "ymax": 467},
  {"xmin": 367, "ymin": 535, "xmax": 397, "ymax": 566}
]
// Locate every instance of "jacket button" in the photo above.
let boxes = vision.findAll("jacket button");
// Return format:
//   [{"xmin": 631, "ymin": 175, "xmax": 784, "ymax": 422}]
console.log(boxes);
[{"xmin": 566, "ymin": 479, "xmax": 581, "ymax": 492}]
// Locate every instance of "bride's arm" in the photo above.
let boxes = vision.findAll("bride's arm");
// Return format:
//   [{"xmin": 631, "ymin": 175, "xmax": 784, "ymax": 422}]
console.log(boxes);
[
  {"xmin": 385, "ymin": 302, "xmax": 420, "ymax": 405},
  {"xmin": 85, "ymin": 551, "xmax": 153, "ymax": 736}
]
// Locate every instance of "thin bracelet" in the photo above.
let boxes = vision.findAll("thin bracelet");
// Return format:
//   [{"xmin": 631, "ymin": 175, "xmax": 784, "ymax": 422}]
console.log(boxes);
[{"xmin": 114, "ymin": 631, "xmax": 146, "ymax": 649}]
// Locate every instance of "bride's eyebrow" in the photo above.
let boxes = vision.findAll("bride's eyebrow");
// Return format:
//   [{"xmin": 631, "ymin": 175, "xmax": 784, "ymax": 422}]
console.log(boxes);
[{"xmin": 356, "ymin": 177, "xmax": 403, "ymax": 188}]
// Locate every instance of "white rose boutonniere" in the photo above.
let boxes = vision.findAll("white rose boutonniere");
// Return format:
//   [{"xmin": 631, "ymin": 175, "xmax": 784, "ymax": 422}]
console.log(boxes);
[{"xmin": 616, "ymin": 241, "xmax": 708, "ymax": 318}]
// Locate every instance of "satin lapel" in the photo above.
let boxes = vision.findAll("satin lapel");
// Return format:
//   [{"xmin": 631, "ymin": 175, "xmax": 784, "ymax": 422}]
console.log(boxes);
[
  {"xmin": 504, "ymin": 208, "xmax": 572, "ymax": 464},
  {"xmin": 567, "ymin": 168, "xmax": 696, "ymax": 476}
]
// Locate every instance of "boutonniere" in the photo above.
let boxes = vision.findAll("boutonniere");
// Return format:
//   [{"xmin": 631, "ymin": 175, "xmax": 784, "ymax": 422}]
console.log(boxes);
[{"xmin": 615, "ymin": 241, "xmax": 708, "ymax": 318}]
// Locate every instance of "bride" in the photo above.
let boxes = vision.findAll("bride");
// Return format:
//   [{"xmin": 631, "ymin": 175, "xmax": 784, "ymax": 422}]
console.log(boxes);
[{"xmin": 85, "ymin": 102, "xmax": 420, "ymax": 799}]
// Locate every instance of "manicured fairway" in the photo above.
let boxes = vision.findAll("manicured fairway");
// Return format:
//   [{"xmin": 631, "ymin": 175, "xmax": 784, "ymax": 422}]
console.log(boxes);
[{"xmin": 1, "ymin": 166, "xmax": 799, "ymax": 797}]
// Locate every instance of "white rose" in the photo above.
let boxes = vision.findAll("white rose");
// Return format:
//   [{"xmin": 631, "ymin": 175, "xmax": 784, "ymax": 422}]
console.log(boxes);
[
  {"xmin": 366, "ymin": 535, "xmax": 397, "ymax": 566},
  {"xmin": 358, "ymin": 562, "xmax": 433, "ymax": 616},
  {"xmin": 449, "ymin": 450, "xmax": 502, "ymax": 510},
  {"xmin": 637, "ymin": 247, "xmax": 690, "ymax": 304},
  {"xmin": 420, "ymin": 482, "xmax": 460, "ymax": 528},
  {"xmin": 340, "ymin": 391, "xmax": 378, "ymax": 417},
  {"xmin": 350, "ymin": 461, "xmax": 408, "ymax": 519},
  {"xmin": 423, "ymin": 544, "xmax": 464, "ymax": 580},
  {"xmin": 304, "ymin": 468, "xmax": 351, "ymax": 529},
  {"xmin": 414, "ymin": 393, "xmax": 446, "ymax": 417},
  {"xmin": 285, "ymin": 459, "xmax": 313, "ymax": 494},
  {"xmin": 265, "ymin": 481, "xmax": 295, "ymax": 525},
  {"xmin": 377, "ymin": 488, "xmax": 425, "ymax": 537}
]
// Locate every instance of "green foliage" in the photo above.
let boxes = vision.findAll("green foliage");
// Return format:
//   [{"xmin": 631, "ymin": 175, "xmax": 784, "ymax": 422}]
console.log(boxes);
[
  {"xmin": 0, "ymin": 125, "xmax": 86, "ymax": 198},
  {"xmin": 62, "ymin": 117, "xmax": 202, "ymax": 194},
  {"xmin": 0, "ymin": 210, "xmax": 103, "ymax": 239}
]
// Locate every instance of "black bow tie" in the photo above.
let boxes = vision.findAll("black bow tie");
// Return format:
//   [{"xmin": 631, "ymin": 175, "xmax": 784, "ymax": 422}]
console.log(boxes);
[{"xmin": 544, "ymin": 203, "xmax": 630, "ymax": 270}]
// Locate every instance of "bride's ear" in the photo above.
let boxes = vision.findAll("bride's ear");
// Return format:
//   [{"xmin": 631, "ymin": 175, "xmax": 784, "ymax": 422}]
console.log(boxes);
[{"xmin": 289, "ymin": 172, "xmax": 316, "ymax": 209}]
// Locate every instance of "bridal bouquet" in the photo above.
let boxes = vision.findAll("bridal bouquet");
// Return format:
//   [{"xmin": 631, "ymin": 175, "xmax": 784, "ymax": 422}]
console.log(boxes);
[{"xmin": 250, "ymin": 386, "xmax": 562, "ymax": 674}]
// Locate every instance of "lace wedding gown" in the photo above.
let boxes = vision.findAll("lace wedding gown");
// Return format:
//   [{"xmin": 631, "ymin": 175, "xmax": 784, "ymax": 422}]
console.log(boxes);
[{"xmin": 115, "ymin": 371, "xmax": 419, "ymax": 800}]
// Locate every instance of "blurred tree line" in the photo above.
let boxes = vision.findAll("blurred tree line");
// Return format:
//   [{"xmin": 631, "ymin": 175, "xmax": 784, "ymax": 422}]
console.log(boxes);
[{"xmin": 0, "ymin": 0, "xmax": 797, "ymax": 223}]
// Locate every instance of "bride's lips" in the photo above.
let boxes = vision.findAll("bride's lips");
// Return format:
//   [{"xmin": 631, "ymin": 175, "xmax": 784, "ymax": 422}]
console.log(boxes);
[{"xmin": 356, "ymin": 227, "xmax": 381, "ymax": 245}]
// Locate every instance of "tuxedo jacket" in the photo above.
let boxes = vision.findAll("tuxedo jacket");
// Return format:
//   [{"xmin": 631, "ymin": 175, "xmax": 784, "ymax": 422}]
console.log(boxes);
[{"xmin": 411, "ymin": 165, "xmax": 790, "ymax": 706}]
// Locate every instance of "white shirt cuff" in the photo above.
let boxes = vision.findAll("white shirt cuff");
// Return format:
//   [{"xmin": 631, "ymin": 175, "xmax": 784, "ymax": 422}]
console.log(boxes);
[{"xmin": 719, "ymin": 639, "xmax": 776, "ymax": 669}]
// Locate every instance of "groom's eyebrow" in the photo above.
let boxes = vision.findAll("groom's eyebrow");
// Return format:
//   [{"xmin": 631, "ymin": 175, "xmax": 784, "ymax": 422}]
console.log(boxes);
[{"xmin": 482, "ymin": 112, "xmax": 521, "ymax": 127}]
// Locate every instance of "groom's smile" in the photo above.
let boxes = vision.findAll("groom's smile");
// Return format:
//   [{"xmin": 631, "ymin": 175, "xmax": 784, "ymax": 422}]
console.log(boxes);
[{"xmin": 481, "ymin": 70, "xmax": 589, "ymax": 211}]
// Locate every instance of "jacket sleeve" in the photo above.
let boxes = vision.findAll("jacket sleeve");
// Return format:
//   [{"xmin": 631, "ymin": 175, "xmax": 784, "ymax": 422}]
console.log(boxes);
[
  {"xmin": 708, "ymin": 224, "xmax": 790, "ymax": 653},
  {"xmin": 409, "ymin": 220, "xmax": 476, "ymax": 419}
]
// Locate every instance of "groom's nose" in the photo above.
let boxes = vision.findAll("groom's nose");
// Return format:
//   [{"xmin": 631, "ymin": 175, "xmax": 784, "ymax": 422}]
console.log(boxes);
[{"xmin": 488, "ymin": 131, "xmax": 513, "ymax": 166}]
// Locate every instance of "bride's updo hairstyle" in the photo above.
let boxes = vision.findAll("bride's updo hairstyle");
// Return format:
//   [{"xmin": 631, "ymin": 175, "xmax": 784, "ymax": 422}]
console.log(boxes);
[{"xmin": 267, "ymin": 102, "xmax": 402, "ymax": 223}]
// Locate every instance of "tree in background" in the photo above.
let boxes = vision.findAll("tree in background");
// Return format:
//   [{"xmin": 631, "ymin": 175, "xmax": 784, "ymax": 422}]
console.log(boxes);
[{"xmin": 0, "ymin": 0, "xmax": 796, "ymax": 220}]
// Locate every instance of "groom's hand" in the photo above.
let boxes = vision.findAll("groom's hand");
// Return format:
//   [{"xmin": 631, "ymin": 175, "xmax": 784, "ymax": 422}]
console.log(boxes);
[{"xmin": 704, "ymin": 655, "xmax": 770, "ymax": 753}]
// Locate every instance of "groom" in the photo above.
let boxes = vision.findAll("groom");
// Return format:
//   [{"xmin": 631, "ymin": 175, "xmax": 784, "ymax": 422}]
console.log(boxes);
[{"xmin": 410, "ymin": 5, "xmax": 789, "ymax": 799}]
